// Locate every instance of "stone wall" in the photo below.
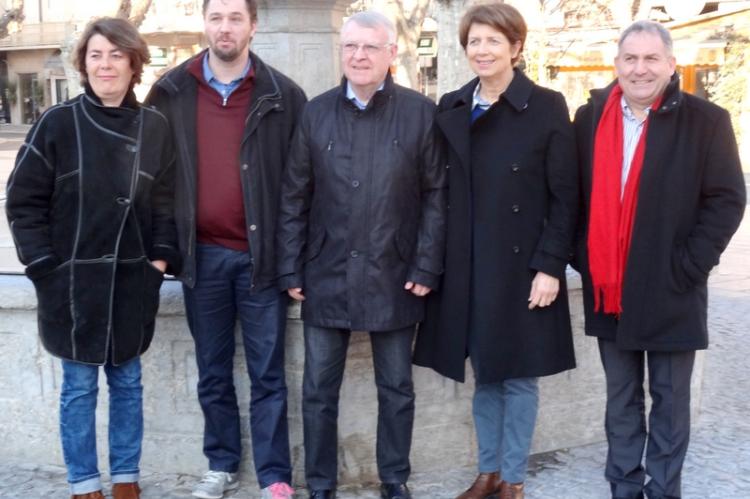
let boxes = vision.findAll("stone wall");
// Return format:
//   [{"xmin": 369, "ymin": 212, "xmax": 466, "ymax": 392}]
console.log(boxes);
[{"xmin": 0, "ymin": 272, "xmax": 647, "ymax": 487}]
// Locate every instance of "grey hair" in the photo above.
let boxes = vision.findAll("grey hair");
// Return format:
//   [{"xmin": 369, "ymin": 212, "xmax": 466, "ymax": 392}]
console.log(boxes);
[
  {"xmin": 618, "ymin": 20, "xmax": 673, "ymax": 54},
  {"xmin": 343, "ymin": 11, "xmax": 397, "ymax": 44}
]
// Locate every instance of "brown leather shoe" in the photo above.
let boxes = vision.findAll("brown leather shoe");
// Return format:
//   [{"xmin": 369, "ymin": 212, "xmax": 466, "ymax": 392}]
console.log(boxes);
[
  {"xmin": 71, "ymin": 492, "xmax": 105, "ymax": 499},
  {"xmin": 455, "ymin": 472, "xmax": 503, "ymax": 499},
  {"xmin": 499, "ymin": 481, "xmax": 524, "ymax": 499},
  {"xmin": 112, "ymin": 482, "xmax": 141, "ymax": 499}
]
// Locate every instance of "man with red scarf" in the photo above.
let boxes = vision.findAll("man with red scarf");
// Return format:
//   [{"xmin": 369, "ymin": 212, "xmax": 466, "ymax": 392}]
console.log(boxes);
[{"xmin": 574, "ymin": 20, "xmax": 745, "ymax": 499}]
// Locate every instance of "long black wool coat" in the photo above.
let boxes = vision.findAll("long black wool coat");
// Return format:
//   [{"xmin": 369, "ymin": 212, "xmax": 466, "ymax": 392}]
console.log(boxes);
[
  {"xmin": 573, "ymin": 76, "xmax": 746, "ymax": 351},
  {"xmin": 6, "ymin": 89, "xmax": 180, "ymax": 365},
  {"xmin": 414, "ymin": 70, "xmax": 578, "ymax": 383}
]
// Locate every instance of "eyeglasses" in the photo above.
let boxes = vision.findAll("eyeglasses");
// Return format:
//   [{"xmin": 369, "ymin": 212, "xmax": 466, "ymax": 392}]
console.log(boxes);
[{"xmin": 341, "ymin": 42, "xmax": 393, "ymax": 55}]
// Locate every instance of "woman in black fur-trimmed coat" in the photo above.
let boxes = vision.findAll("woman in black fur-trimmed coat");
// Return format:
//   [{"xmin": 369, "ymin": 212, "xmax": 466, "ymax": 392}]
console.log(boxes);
[{"xmin": 5, "ymin": 18, "xmax": 179, "ymax": 498}]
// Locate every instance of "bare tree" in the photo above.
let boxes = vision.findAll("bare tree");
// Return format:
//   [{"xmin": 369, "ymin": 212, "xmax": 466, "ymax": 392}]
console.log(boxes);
[
  {"xmin": 0, "ymin": 0, "xmax": 24, "ymax": 39},
  {"xmin": 116, "ymin": 0, "xmax": 154, "ymax": 28},
  {"xmin": 351, "ymin": 0, "xmax": 432, "ymax": 88}
]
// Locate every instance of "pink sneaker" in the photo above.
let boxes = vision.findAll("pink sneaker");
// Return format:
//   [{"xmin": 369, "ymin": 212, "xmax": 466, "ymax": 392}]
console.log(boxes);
[{"xmin": 261, "ymin": 482, "xmax": 295, "ymax": 499}]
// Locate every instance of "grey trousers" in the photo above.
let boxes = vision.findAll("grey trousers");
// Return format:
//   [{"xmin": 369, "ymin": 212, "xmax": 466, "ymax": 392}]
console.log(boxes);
[{"xmin": 598, "ymin": 338, "xmax": 695, "ymax": 499}]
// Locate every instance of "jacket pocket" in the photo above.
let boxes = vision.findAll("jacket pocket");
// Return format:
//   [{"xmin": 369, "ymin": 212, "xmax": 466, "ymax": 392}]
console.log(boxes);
[
  {"xmin": 395, "ymin": 227, "xmax": 417, "ymax": 264},
  {"xmin": 305, "ymin": 228, "xmax": 326, "ymax": 263},
  {"xmin": 670, "ymin": 242, "xmax": 707, "ymax": 293},
  {"xmin": 33, "ymin": 261, "xmax": 71, "ymax": 325},
  {"xmin": 142, "ymin": 258, "xmax": 165, "ymax": 324}
]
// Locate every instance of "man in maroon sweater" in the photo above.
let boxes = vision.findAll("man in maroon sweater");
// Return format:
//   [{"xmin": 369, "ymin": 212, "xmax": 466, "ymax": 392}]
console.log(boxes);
[{"xmin": 147, "ymin": 1, "xmax": 306, "ymax": 498}]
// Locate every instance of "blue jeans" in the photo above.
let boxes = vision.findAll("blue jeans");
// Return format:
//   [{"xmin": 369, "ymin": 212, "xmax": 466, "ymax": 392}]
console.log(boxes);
[
  {"xmin": 60, "ymin": 358, "xmax": 142, "ymax": 495},
  {"xmin": 302, "ymin": 325, "xmax": 416, "ymax": 490},
  {"xmin": 473, "ymin": 377, "xmax": 539, "ymax": 484},
  {"xmin": 183, "ymin": 244, "xmax": 291, "ymax": 487}
]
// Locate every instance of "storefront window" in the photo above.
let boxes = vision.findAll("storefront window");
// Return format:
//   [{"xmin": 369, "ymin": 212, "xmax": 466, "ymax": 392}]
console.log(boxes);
[{"xmin": 18, "ymin": 73, "xmax": 43, "ymax": 124}]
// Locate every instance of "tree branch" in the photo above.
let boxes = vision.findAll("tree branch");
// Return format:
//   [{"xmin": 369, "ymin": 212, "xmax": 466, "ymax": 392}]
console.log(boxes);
[{"xmin": 0, "ymin": 7, "xmax": 24, "ymax": 39}]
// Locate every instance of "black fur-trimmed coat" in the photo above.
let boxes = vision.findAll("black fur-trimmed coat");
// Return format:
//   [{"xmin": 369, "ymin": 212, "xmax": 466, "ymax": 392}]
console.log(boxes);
[{"xmin": 6, "ymin": 89, "xmax": 180, "ymax": 365}]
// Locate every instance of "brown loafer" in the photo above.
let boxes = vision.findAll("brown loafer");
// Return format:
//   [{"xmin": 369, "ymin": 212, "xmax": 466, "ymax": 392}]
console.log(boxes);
[
  {"xmin": 499, "ymin": 481, "xmax": 524, "ymax": 499},
  {"xmin": 71, "ymin": 492, "xmax": 105, "ymax": 499},
  {"xmin": 456, "ymin": 472, "xmax": 503, "ymax": 499},
  {"xmin": 112, "ymin": 482, "xmax": 141, "ymax": 499}
]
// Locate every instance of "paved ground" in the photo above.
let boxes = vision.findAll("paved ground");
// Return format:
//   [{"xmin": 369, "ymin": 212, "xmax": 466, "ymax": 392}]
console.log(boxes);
[{"xmin": 1, "ymin": 131, "xmax": 749, "ymax": 498}]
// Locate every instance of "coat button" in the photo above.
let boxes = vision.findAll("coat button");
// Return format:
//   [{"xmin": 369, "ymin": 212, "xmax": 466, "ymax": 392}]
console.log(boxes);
[
  {"xmin": 115, "ymin": 197, "xmax": 131, "ymax": 205},
  {"xmin": 511, "ymin": 163, "xmax": 520, "ymax": 172},
  {"xmin": 249, "ymin": 224, "xmax": 257, "ymax": 231},
  {"xmin": 241, "ymin": 163, "xmax": 249, "ymax": 171},
  {"xmin": 512, "ymin": 246, "xmax": 520, "ymax": 254},
  {"xmin": 350, "ymin": 250, "xmax": 359, "ymax": 258},
  {"xmin": 352, "ymin": 180, "xmax": 360, "ymax": 188},
  {"xmin": 511, "ymin": 204, "xmax": 520, "ymax": 213},
  {"xmin": 446, "ymin": 164, "xmax": 451, "ymax": 169},
  {"xmin": 126, "ymin": 144, "xmax": 138, "ymax": 153}
]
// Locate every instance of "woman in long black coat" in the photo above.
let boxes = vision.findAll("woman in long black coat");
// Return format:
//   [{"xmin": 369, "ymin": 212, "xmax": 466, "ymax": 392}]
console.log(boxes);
[
  {"xmin": 413, "ymin": 4, "xmax": 578, "ymax": 498},
  {"xmin": 5, "ymin": 18, "xmax": 179, "ymax": 499}
]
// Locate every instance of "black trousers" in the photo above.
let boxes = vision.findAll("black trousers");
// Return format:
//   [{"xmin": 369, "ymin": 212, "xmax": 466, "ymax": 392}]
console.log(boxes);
[
  {"xmin": 302, "ymin": 324, "xmax": 416, "ymax": 490},
  {"xmin": 598, "ymin": 338, "xmax": 695, "ymax": 499}
]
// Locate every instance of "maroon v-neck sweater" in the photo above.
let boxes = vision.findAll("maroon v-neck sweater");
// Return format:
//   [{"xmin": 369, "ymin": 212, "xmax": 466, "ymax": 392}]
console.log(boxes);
[{"xmin": 189, "ymin": 55, "xmax": 255, "ymax": 252}]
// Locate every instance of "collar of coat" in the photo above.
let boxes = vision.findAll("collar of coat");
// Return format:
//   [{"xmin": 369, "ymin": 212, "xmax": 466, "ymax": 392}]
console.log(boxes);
[
  {"xmin": 588, "ymin": 73, "xmax": 682, "ymax": 116},
  {"xmin": 434, "ymin": 69, "xmax": 535, "ymax": 172},
  {"xmin": 442, "ymin": 68, "xmax": 534, "ymax": 113},
  {"xmin": 156, "ymin": 49, "xmax": 282, "ymax": 104},
  {"xmin": 84, "ymin": 82, "xmax": 139, "ymax": 110},
  {"xmin": 338, "ymin": 71, "xmax": 395, "ymax": 111}
]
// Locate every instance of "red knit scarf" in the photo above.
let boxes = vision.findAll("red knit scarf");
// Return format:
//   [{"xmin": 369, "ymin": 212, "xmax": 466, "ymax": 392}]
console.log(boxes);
[{"xmin": 588, "ymin": 84, "xmax": 661, "ymax": 315}]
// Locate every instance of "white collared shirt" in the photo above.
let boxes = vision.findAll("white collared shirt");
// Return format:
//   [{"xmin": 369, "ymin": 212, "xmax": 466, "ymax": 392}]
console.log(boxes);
[{"xmin": 621, "ymin": 95, "xmax": 650, "ymax": 198}]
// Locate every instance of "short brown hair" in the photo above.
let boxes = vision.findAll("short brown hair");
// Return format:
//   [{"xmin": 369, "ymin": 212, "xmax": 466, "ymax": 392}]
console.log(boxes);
[
  {"xmin": 202, "ymin": 0, "xmax": 258, "ymax": 21},
  {"xmin": 458, "ymin": 2, "xmax": 527, "ymax": 64},
  {"xmin": 74, "ymin": 17, "xmax": 150, "ymax": 87}
]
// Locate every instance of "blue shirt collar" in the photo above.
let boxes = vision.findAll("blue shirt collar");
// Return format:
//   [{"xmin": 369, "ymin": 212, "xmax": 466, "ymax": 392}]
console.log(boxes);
[
  {"xmin": 472, "ymin": 81, "xmax": 492, "ymax": 110},
  {"xmin": 202, "ymin": 52, "xmax": 252, "ymax": 86},
  {"xmin": 346, "ymin": 80, "xmax": 385, "ymax": 110}
]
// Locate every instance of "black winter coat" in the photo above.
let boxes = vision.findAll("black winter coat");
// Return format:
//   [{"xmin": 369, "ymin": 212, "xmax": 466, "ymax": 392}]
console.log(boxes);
[
  {"xmin": 146, "ymin": 50, "xmax": 307, "ymax": 291},
  {"xmin": 276, "ymin": 75, "xmax": 446, "ymax": 331},
  {"xmin": 414, "ymin": 71, "xmax": 578, "ymax": 383},
  {"xmin": 6, "ymin": 89, "xmax": 180, "ymax": 365},
  {"xmin": 573, "ymin": 76, "xmax": 746, "ymax": 351}
]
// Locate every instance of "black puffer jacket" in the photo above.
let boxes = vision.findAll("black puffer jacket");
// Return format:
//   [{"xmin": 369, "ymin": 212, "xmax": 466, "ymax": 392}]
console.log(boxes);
[
  {"xmin": 276, "ymin": 75, "xmax": 447, "ymax": 332},
  {"xmin": 6, "ymin": 88, "xmax": 180, "ymax": 365}
]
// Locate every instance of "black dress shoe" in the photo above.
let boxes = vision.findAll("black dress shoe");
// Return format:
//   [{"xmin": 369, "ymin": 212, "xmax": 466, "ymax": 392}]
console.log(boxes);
[
  {"xmin": 380, "ymin": 483, "xmax": 412, "ymax": 499},
  {"xmin": 309, "ymin": 490, "xmax": 336, "ymax": 499}
]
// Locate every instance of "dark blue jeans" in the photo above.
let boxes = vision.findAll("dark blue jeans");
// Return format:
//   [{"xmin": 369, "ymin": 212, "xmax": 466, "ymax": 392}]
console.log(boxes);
[
  {"xmin": 302, "ymin": 324, "xmax": 416, "ymax": 490},
  {"xmin": 183, "ymin": 244, "xmax": 291, "ymax": 487}
]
